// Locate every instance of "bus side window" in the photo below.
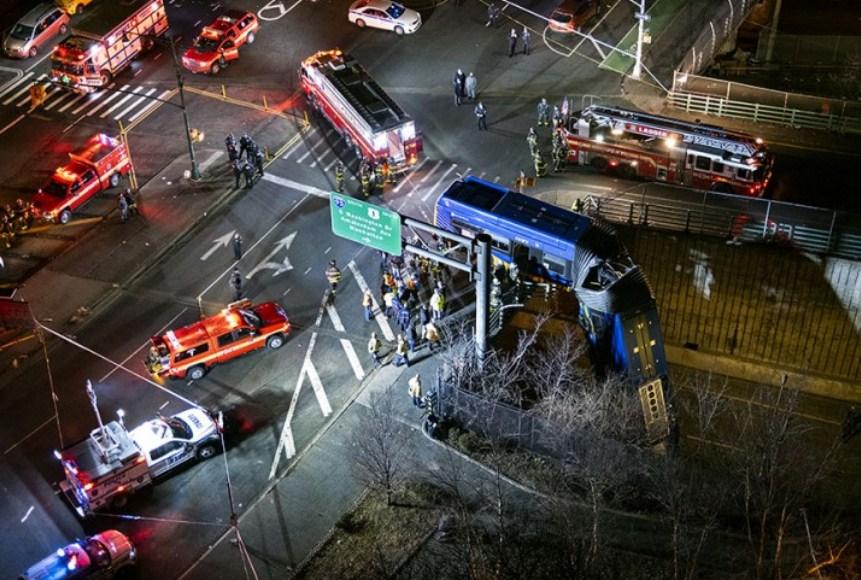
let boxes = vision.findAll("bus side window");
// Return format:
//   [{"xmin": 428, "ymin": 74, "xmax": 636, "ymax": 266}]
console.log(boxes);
[{"xmin": 543, "ymin": 254, "xmax": 568, "ymax": 278}]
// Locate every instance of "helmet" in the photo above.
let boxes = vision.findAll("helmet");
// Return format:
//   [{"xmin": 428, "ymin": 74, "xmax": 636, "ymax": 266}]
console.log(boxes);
[
  {"xmin": 329, "ymin": 260, "xmax": 337, "ymax": 267},
  {"xmin": 15, "ymin": 198, "xmax": 23, "ymax": 208}
]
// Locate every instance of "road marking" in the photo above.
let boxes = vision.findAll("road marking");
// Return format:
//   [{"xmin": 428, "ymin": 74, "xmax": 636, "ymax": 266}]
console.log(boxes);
[
  {"xmin": 98, "ymin": 308, "xmax": 189, "ymax": 382},
  {"xmin": 127, "ymin": 89, "xmax": 173, "ymax": 123},
  {"xmin": 296, "ymin": 134, "xmax": 330, "ymax": 163},
  {"xmin": 114, "ymin": 87, "xmax": 157, "ymax": 119},
  {"xmin": 3, "ymin": 73, "xmax": 44, "ymax": 105},
  {"xmin": 86, "ymin": 84, "xmax": 128, "ymax": 115},
  {"xmin": 198, "ymin": 150, "xmax": 224, "ymax": 175},
  {"xmin": 0, "ymin": 114, "xmax": 25, "ymax": 137},
  {"xmin": 21, "ymin": 506, "xmax": 34, "ymax": 523},
  {"xmin": 246, "ymin": 232, "xmax": 297, "ymax": 279},
  {"xmin": 200, "ymin": 230, "xmax": 236, "ymax": 261},
  {"xmin": 281, "ymin": 128, "xmax": 313, "ymax": 159},
  {"xmin": 393, "ymin": 157, "xmax": 428, "ymax": 193},
  {"xmin": 71, "ymin": 85, "xmax": 112, "ymax": 115},
  {"xmin": 0, "ymin": 71, "xmax": 32, "ymax": 100},
  {"xmin": 43, "ymin": 89, "xmax": 76, "ymax": 111},
  {"xmin": 257, "ymin": 0, "xmax": 304, "ymax": 22},
  {"xmin": 4, "ymin": 415, "xmax": 55, "ymax": 455},
  {"xmin": 159, "ymin": 401, "xmax": 170, "ymax": 410},
  {"xmin": 304, "ymin": 266, "xmax": 312, "ymax": 275},
  {"xmin": 305, "ymin": 358, "xmax": 332, "ymax": 416},
  {"xmin": 100, "ymin": 86, "xmax": 144, "ymax": 118},
  {"xmin": 348, "ymin": 260, "xmax": 394, "ymax": 340},
  {"xmin": 57, "ymin": 91, "xmax": 87, "ymax": 112},
  {"xmin": 418, "ymin": 160, "xmax": 443, "ymax": 184},
  {"xmin": 25, "ymin": 52, "xmax": 52, "ymax": 73},
  {"xmin": 340, "ymin": 338, "xmax": 365, "ymax": 380},
  {"xmin": 262, "ymin": 173, "xmax": 330, "ymax": 198},
  {"xmin": 422, "ymin": 162, "xmax": 458, "ymax": 202}
]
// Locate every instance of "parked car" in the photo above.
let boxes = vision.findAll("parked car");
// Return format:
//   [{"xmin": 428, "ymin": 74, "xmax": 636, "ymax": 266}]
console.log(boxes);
[
  {"xmin": 348, "ymin": 0, "xmax": 422, "ymax": 35},
  {"xmin": 3, "ymin": 3, "xmax": 69, "ymax": 58},
  {"xmin": 548, "ymin": 0, "xmax": 600, "ymax": 33}
]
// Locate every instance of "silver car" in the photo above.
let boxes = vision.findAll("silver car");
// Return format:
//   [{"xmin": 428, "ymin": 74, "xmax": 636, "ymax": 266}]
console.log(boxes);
[{"xmin": 3, "ymin": 3, "xmax": 70, "ymax": 59}]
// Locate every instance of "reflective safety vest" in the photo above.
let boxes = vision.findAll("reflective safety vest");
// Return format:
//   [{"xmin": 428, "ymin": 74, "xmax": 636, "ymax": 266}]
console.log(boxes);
[
  {"xmin": 368, "ymin": 338, "xmax": 381, "ymax": 353},
  {"xmin": 326, "ymin": 266, "xmax": 342, "ymax": 284}
]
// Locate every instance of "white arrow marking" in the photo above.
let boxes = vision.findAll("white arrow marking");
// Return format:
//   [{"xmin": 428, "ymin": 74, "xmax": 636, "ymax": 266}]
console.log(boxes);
[
  {"xmin": 246, "ymin": 232, "xmax": 297, "ymax": 279},
  {"xmin": 200, "ymin": 230, "xmax": 236, "ymax": 261}
]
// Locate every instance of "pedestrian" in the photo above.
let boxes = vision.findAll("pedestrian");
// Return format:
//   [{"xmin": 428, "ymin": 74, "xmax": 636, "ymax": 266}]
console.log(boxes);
[
  {"xmin": 335, "ymin": 161, "xmax": 345, "ymax": 193},
  {"xmin": 122, "ymin": 188, "xmax": 137, "ymax": 216},
  {"xmin": 526, "ymin": 127, "xmax": 538, "ymax": 157},
  {"xmin": 534, "ymin": 151, "xmax": 547, "ymax": 177},
  {"xmin": 233, "ymin": 232, "xmax": 242, "ymax": 260},
  {"xmin": 431, "ymin": 289, "xmax": 445, "ymax": 321},
  {"xmin": 573, "ymin": 197, "xmax": 585, "ymax": 213},
  {"xmin": 232, "ymin": 158, "xmax": 242, "ymax": 188},
  {"xmin": 362, "ymin": 290, "xmax": 374, "ymax": 321},
  {"xmin": 424, "ymin": 321, "xmax": 441, "ymax": 350},
  {"xmin": 465, "ymin": 72, "xmax": 477, "ymax": 101},
  {"xmin": 522, "ymin": 25, "xmax": 531, "ymax": 55},
  {"xmin": 394, "ymin": 334, "xmax": 409, "ymax": 367},
  {"xmin": 406, "ymin": 322, "xmax": 418, "ymax": 351},
  {"xmin": 118, "ymin": 193, "xmax": 129, "ymax": 223},
  {"xmin": 408, "ymin": 374, "xmax": 422, "ymax": 407},
  {"xmin": 452, "ymin": 69, "xmax": 466, "ymax": 106},
  {"xmin": 254, "ymin": 148, "xmax": 265, "ymax": 177},
  {"xmin": 486, "ymin": 1, "xmax": 499, "ymax": 27},
  {"xmin": 537, "ymin": 98, "xmax": 550, "ymax": 127},
  {"xmin": 383, "ymin": 288, "xmax": 396, "ymax": 318},
  {"xmin": 474, "ymin": 101, "xmax": 488, "ymax": 131},
  {"xmin": 418, "ymin": 303, "xmax": 430, "ymax": 326},
  {"xmin": 397, "ymin": 306, "xmax": 411, "ymax": 333},
  {"xmin": 508, "ymin": 28, "xmax": 518, "ymax": 57},
  {"xmin": 243, "ymin": 161, "xmax": 255, "ymax": 188},
  {"xmin": 368, "ymin": 332, "xmax": 383, "ymax": 367},
  {"xmin": 230, "ymin": 266, "xmax": 243, "ymax": 301}
]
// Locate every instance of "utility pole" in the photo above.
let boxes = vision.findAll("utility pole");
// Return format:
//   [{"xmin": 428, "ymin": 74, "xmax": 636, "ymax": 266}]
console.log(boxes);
[
  {"xmin": 631, "ymin": 0, "xmax": 648, "ymax": 80},
  {"xmin": 474, "ymin": 234, "xmax": 491, "ymax": 364},
  {"xmin": 764, "ymin": 0, "xmax": 783, "ymax": 64}
]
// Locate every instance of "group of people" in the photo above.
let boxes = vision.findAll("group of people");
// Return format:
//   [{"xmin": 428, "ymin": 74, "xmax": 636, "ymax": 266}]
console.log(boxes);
[
  {"xmin": 117, "ymin": 188, "xmax": 138, "ymax": 223},
  {"xmin": 227, "ymin": 133, "xmax": 265, "ymax": 189},
  {"xmin": 0, "ymin": 199, "xmax": 34, "ymax": 248},
  {"xmin": 333, "ymin": 158, "xmax": 397, "ymax": 197},
  {"xmin": 528, "ymin": 97, "xmax": 571, "ymax": 177},
  {"xmin": 452, "ymin": 69, "xmax": 488, "ymax": 131}
]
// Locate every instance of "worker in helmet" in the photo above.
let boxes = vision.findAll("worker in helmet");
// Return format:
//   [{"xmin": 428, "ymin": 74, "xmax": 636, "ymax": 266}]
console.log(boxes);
[
  {"xmin": 334, "ymin": 161, "xmax": 346, "ymax": 193},
  {"xmin": 326, "ymin": 260, "xmax": 343, "ymax": 298}
]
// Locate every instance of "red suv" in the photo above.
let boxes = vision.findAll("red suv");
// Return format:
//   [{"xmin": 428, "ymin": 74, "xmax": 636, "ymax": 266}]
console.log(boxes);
[
  {"xmin": 181, "ymin": 10, "xmax": 259, "ymax": 75},
  {"xmin": 549, "ymin": 0, "xmax": 601, "ymax": 33}
]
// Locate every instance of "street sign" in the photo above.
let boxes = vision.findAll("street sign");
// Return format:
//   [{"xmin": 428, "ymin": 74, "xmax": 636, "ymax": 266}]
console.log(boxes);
[{"xmin": 329, "ymin": 195, "xmax": 402, "ymax": 255}]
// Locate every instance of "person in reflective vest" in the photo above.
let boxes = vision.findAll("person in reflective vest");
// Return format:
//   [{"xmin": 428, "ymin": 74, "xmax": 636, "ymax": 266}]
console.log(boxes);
[
  {"xmin": 533, "ymin": 152, "xmax": 547, "ymax": 178},
  {"xmin": 326, "ymin": 260, "xmax": 342, "ymax": 296},
  {"xmin": 335, "ymin": 161, "xmax": 345, "ymax": 193}
]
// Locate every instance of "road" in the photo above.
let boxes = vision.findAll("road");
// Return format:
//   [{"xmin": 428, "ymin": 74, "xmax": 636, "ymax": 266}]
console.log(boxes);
[{"xmin": 0, "ymin": 0, "xmax": 857, "ymax": 576}]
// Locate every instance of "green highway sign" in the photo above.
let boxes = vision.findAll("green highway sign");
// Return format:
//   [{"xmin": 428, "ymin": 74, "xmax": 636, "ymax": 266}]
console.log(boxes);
[{"xmin": 329, "ymin": 194, "xmax": 402, "ymax": 255}]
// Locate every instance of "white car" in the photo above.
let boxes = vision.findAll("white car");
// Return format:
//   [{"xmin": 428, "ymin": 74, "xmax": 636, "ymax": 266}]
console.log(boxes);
[
  {"xmin": 129, "ymin": 409, "xmax": 220, "ymax": 478},
  {"xmin": 348, "ymin": 0, "xmax": 422, "ymax": 35}
]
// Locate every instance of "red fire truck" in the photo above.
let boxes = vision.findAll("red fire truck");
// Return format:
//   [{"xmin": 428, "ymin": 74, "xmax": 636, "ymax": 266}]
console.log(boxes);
[
  {"xmin": 300, "ymin": 49, "xmax": 421, "ymax": 173},
  {"xmin": 564, "ymin": 105, "xmax": 774, "ymax": 197},
  {"xmin": 51, "ymin": 0, "xmax": 168, "ymax": 92},
  {"xmin": 31, "ymin": 133, "xmax": 131, "ymax": 225}
]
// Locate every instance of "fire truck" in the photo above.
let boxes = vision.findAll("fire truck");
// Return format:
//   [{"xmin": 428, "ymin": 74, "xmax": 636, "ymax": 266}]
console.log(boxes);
[
  {"xmin": 300, "ymin": 49, "xmax": 421, "ymax": 173},
  {"xmin": 51, "ymin": 0, "xmax": 169, "ymax": 92},
  {"xmin": 56, "ymin": 408, "xmax": 220, "ymax": 517},
  {"xmin": 564, "ymin": 105, "xmax": 774, "ymax": 197},
  {"xmin": 31, "ymin": 133, "xmax": 131, "ymax": 225},
  {"xmin": 146, "ymin": 299, "xmax": 291, "ymax": 381}
]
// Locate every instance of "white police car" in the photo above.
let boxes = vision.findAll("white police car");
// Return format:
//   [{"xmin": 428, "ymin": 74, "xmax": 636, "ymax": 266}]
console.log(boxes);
[
  {"xmin": 19, "ymin": 530, "xmax": 136, "ymax": 579},
  {"xmin": 128, "ymin": 409, "xmax": 220, "ymax": 478},
  {"xmin": 348, "ymin": 0, "xmax": 422, "ymax": 35}
]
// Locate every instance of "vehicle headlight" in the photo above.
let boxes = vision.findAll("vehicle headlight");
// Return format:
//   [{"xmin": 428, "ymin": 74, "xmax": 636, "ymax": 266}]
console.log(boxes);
[{"xmin": 401, "ymin": 122, "xmax": 415, "ymax": 141}]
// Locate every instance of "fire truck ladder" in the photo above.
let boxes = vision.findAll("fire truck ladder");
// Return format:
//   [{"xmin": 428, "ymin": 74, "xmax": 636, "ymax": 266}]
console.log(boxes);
[{"xmin": 327, "ymin": 57, "xmax": 406, "ymax": 132}]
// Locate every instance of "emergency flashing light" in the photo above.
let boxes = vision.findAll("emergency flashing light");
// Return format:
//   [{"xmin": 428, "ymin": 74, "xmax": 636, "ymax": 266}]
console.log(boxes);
[
  {"xmin": 373, "ymin": 134, "xmax": 387, "ymax": 151},
  {"xmin": 755, "ymin": 137, "xmax": 764, "ymax": 145},
  {"xmin": 117, "ymin": 485, "xmax": 126, "ymax": 492},
  {"xmin": 54, "ymin": 449, "xmax": 62, "ymax": 460},
  {"xmin": 401, "ymin": 122, "xmax": 415, "ymax": 141},
  {"xmin": 664, "ymin": 135, "xmax": 678, "ymax": 149},
  {"xmin": 56, "ymin": 548, "xmax": 65, "ymax": 557},
  {"xmin": 135, "ymin": 455, "xmax": 146, "ymax": 464},
  {"xmin": 595, "ymin": 134, "xmax": 605, "ymax": 143},
  {"xmin": 83, "ymin": 482, "xmax": 94, "ymax": 491},
  {"xmin": 67, "ymin": 554, "xmax": 78, "ymax": 570}
]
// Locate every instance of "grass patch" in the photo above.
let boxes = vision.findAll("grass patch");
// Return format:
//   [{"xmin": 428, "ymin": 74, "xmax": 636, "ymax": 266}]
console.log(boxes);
[{"xmin": 297, "ymin": 484, "xmax": 441, "ymax": 580}]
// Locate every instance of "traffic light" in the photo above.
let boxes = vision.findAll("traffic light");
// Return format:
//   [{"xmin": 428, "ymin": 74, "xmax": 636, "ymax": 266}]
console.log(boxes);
[{"xmin": 29, "ymin": 84, "xmax": 47, "ymax": 108}]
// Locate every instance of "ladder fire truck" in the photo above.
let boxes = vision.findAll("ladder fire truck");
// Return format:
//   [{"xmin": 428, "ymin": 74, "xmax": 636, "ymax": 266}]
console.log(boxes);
[
  {"xmin": 564, "ymin": 105, "xmax": 774, "ymax": 197},
  {"xmin": 50, "ymin": 0, "xmax": 168, "ymax": 92},
  {"xmin": 300, "ymin": 49, "xmax": 421, "ymax": 173}
]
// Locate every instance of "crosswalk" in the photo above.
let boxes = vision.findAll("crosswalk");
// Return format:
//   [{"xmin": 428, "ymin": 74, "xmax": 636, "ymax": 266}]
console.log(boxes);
[
  {"xmin": 280, "ymin": 126, "xmax": 506, "ymax": 202},
  {"xmin": 0, "ymin": 73, "xmax": 171, "ymax": 122}
]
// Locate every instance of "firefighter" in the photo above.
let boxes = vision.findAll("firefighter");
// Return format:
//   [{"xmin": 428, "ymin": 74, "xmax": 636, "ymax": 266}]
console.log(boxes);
[
  {"xmin": 230, "ymin": 267, "xmax": 243, "ymax": 301},
  {"xmin": 360, "ymin": 162, "xmax": 371, "ymax": 198},
  {"xmin": 243, "ymin": 161, "xmax": 255, "ymax": 188},
  {"xmin": 254, "ymin": 148, "xmax": 265, "ymax": 177},
  {"xmin": 537, "ymin": 98, "xmax": 550, "ymax": 127},
  {"xmin": 374, "ymin": 162, "xmax": 384, "ymax": 193},
  {"xmin": 553, "ymin": 142, "xmax": 567, "ymax": 173},
  {"xmin": 232, "ymin": 159, "xmax": 242, "ymax": 188},
  {"xmin": 119, "ymin": 192, "xmax": 129, "ymax": 223},
  {"xmin": 326, "ymin": 259, "xmax": 342, "ymax": 297},
  {"xmin": 1, "ymin": 215, "xmax": 13, "ymax": 248},
  {"xmin": 526, "ymin": 127, "xmax": 538, "ymax": 157},
  {"xmin": 534, "ymin": 151, "xmax": 547, "ymax": 178},
  {"xmin": 386, "ymin": 157, "xmax": 397, "ymax": 184},
  {"xmin": 334, "ymin": 161, "xmax": 346, "ymax": 193},
  {"xmin": 552, "ymin": 105, "xmax": 562, "ymax": 129}
]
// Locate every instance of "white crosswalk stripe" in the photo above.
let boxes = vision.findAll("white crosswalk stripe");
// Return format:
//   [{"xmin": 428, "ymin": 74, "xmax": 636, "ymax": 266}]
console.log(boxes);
[
  {"xmin": 100, "ymin": 86, "xmax": 144, "ymax": 118},
  {"xmin": 0, "ymin": 72, "xmax": 33, "ymax": 100},
  {"xmin": 113, "ymin": 87, "xmax": 157, "ymax": 120},
  {"xmin": 85, "ymin": 84, "xmax": 128, "ymax": 116},
  {"xmin": 127, "ymin": 89, "xmax": 172, "ymax": 122},
  {"xmin": 57, "ymin": 91, "xmax": 88, "ymax": 113},
  {"xmin": 43, "ymin": 89, "xmax": 78, "ymax": 111},
  {"xmin": 71, "ymin": 85, "xmax": 113, "ymax": 114},
  {"xmin": 2, "ymin": 73, "xmax": 43, "ymax": 105}
]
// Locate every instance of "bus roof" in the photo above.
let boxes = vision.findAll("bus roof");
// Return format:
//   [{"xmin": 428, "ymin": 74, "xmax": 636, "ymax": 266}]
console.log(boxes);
[{"xmin": 72, "ymin": 0, "xmax": 157, "ymax": 39}]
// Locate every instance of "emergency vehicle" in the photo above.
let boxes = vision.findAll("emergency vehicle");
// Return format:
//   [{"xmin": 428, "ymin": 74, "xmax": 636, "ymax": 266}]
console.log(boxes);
[
  {"xmin": 19, "ymin": 530, "xmax": 136, "ymax": 579},
  {"xmin": 31, "ymin": 133, "xmax": 131, "ymax": 225},
  {"xmin": 564, "ymin": 105, "xmax": 774, "ymax": 197},
  {"xmin": 181, "ymin": 10, "xmax": 259, "ymax": 75},
  {"xmin": 146, "ymin": 299, "xmax": 291, "ymax": 381},
  {"xmin": 56, "ymin": 409, "xmax": 220, "ymax": 517},
  {"xmin": 300, "ymin": 49, "xmax": 421, "ymax": 173},
  {"xmin": 50, "ymin": 0, "xmax": 168, "ymax": 92}
]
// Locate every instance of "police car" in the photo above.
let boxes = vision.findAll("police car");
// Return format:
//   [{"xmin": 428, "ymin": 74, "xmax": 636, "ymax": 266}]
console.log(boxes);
[
  {"xmin": 18, "ymin": 530, "xmax": 136, "ymax": 579},
  {"xmin": 347, "ymin": 0, "xmax": 422, "ymax": 35},
  {"xmin": 128, "ymin": 409, "xmax": 220, "ymax": 478}
]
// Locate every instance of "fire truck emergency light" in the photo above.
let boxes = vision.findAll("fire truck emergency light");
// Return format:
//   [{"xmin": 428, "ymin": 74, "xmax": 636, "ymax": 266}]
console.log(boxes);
[
  {"xmin": 664, "ymin": 135, "xmax": 678, "ymax": 149},
  {"xmin": 401, "ymin": 122, "xmax": 415, "ymax": 141}
]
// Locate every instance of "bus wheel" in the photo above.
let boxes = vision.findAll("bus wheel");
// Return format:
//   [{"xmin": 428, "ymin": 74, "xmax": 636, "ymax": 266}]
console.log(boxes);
[
  {"xmin": 590, "ymin": 157, "xmax": 608, "ymax": 172},
  {"xmin": 188, "ymin": 365, "xmax": 206, "ymax": 381}
]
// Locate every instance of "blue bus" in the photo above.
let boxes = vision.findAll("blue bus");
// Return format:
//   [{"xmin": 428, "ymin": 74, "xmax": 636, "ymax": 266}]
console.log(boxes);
[{"xmin": 434, "ymin": 176, "xmax": 668, "ymax": 388}]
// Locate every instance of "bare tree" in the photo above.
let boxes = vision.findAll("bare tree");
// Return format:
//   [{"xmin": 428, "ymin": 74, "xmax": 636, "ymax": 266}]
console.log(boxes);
[{"xmin": 353, "ymin": 385, "xmax": 409, "ymax": 506}]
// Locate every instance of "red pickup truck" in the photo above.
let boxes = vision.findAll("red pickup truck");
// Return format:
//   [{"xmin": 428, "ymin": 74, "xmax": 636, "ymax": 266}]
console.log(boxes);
[
  {"xmin": 32, "ymin": 133, "xmax": 131, "ymax": 224},
  {"xmin": 181, "ymin": 10, "xmax": 259, "ymax": 75}
]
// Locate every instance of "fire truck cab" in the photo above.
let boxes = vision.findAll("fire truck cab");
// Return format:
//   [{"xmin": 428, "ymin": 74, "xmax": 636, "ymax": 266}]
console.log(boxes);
[
  {"xmin": 147, "ymin": 299, "xmax": 291, "ymax": 381},
  {"xmin": 300, "ymin": 49, "xmax": 421, "ymax": 173},
  {"xmin": 181, "ymin": 10, "xmax": 259, "ymax": 75},
  {"xmin": 31, "ymin": 134, "xmax": 130, "ymax": 225}
]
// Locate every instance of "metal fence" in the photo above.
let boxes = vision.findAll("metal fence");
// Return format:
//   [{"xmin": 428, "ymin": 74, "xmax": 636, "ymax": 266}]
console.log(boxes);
[
  {"xmin": 671, "ymin": 0, "xmax": 754, "ymax": 77},
  {"xmin": 669, "ymin": 71, "xmax": 861, "ymax": 133}
]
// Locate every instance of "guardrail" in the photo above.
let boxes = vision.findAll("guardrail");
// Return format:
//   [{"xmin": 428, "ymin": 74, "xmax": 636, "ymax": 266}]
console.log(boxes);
[{"xmin": 541, "ymin": 185, "xmax": 861, "ymax": 261}]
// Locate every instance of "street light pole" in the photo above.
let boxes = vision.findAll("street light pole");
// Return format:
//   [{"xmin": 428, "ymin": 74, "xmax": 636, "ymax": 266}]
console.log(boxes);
[
  {"xmin": 165, "ymin": 39, "xmax": 201, "ymax": 180},
  {"xmin": 631, "ymin": 0, "xmax": 647, "ymax": 80}
]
